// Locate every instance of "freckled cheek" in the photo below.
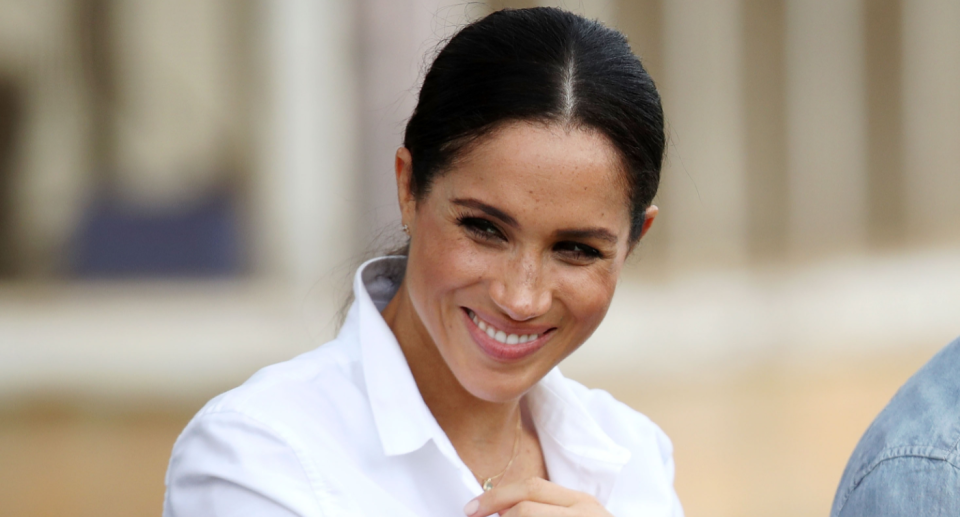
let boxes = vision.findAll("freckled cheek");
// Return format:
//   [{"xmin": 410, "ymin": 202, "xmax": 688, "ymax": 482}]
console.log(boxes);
[
  {"xmin": 557, "ymin": 272, "xmax": 618, "ymax": 333},
  {"xmin": 409, "ymin": 219, "xmax": 490, "ymax": 315}
]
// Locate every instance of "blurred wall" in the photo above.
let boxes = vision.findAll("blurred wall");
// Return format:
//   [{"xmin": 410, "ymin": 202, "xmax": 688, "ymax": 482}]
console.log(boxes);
[
  {"xmin": 1, "ymin": 1, "xmax": 959, "ymax": 517},
  {"xmin": 0, "ymin": 1, "xmax": 94, "ymax": 277},
  {"xmin": 2, "ymin": 1, "xmax": 958, "ymax": 279}
]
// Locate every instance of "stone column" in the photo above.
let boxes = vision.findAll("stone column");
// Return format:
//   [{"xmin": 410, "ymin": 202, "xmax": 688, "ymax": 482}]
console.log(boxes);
[
  {"xmin": 864, "ymin": 0, "xmax": 905, "ymax": 248},
  {"xmin": 659, "ymin": 0, "xmax": 747, "ymax": 269},
  {"xmin": 110, "ymin": 0, "xmax": 238, "ymax": 208},
  {"xmin": 784, "ymin": 0, "xmax": 868, "ymax": 256},
  {"xmin": 255, "ymin": 0, "xmax": 360, "ymax": 288},
  {"xmin": 2, "ymin": 3, "xmax": 93, "ymax": 276},
  {"xmin": 356, "ymin": 0, "xmax": 477, "ymax": 249},
  {"xmin": 742, "ymin": 0, "xmax": 788, "ymax": 259},
  {"xmin": 902, "ymin": 0, "xmax": 960, "ymax": 244}
]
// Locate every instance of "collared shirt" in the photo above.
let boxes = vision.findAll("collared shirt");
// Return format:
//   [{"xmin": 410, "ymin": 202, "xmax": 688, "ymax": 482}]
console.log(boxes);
[
  {"xmin": 831, "ymin": 336, "xmax": 960, "ymax": 517},
  {"xmin": 164, "ymin": 256, "xmax": 683, "ymax": 517}
]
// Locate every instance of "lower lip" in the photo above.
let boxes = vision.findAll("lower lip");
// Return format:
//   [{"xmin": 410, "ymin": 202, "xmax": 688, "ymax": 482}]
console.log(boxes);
[{"xmin": 462, "ymin": 309, "xmax": 553, "ymax": 362}]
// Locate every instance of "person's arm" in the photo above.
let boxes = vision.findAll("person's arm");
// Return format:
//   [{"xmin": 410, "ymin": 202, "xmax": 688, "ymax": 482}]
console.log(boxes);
[
  {"xmin": 163, "ymin": 411, "xmax": 321, "ymax": 517},
  {"xmin": 835, "ymin": 456, "xmax": 960, "ymax": 517}
]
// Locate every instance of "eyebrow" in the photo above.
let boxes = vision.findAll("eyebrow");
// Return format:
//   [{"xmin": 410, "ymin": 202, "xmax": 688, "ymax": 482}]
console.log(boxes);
[
  {"xmin": 451, "ymin": 198, "xmax": 519, "ymax": 228},
  {"xmin": 452, "ymin": 197, "xmax": 619, "ymax": 245},
  {"xmin": 554, "ymin": 228, "xmax": 619, "ymax": 245}
]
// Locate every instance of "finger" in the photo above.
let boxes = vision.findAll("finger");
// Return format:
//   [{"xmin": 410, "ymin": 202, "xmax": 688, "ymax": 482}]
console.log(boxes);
[
  {"xmin": 500, "ymin": 500, "xmax": 575, "ymax": 517},
  {"xmin": 465, "ymin": 478, "xmax": 589, "ymax": 517}
]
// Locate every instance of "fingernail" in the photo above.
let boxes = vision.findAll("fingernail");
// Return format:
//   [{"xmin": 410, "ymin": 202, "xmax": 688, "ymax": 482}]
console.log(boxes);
[{"xmin": 463, "ymin": 498, "xmax": 479, "ymax": 516}]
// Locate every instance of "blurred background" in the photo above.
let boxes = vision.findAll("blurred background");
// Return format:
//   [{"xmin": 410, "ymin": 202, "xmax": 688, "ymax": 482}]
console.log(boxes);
[{"xmin": 0, "ymin": 0, "xmax": 958, "ymax": 516}]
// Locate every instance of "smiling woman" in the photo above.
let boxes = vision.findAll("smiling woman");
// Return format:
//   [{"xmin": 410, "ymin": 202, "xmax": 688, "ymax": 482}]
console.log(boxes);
[{"xmin": 164, "ymin": 7, "xmax": 679, "ymax": 517}]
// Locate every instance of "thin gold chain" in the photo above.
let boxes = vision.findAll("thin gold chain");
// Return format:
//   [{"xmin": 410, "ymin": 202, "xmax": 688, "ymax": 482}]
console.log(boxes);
[{"xmin": 471, "ymin": 411, "xmax": 523, "ymax": 491}]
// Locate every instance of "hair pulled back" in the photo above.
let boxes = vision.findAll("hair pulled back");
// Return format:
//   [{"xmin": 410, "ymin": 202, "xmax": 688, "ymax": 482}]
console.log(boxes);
[{"xmin": 403, "ymin": 7, "xmax": 665, "ymax": 242}]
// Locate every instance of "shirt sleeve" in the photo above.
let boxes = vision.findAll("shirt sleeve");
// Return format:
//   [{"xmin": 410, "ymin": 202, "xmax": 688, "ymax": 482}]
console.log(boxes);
[
  {"xmin": 835, "ymin": 456, "xmax": 960, "ymax": 517},
  {"xmin": 163, "ymin": 411, "xmax": 322, "ymax": 517}
]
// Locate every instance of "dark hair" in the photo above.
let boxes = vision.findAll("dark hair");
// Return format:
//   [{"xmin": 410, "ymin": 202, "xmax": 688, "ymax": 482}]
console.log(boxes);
[{"xmin": 403, "ymin": 7, "xmax": 664, "ymax": 242}]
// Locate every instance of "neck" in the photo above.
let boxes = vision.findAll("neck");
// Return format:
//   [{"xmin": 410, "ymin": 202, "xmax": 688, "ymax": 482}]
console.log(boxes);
[{"xmin": 381, "ymin": 280, "xmax": 521, "ymax": 473}]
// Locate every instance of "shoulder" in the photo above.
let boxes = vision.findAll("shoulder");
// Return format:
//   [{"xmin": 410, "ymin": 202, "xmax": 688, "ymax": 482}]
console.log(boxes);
[
  {"xmin": 866, "ymin": 337, "xmax": 960, "ymax": 450},
  {"xmin": 834, "ymin": 456, "xmax": 960, "ymax": 517},
  {"xmin": 164, "ymin": 337, "xmax": 373, "ymax": 516},
  {"xmin": 832, "ymin": 337, "xmax": 960, "ymax": 517},
  {"xmin": 560, "ymin": 376, "xmax": 675, "ymax": 469},
  {"xmin": 168, "ymin": 334, "xmax": 371, "ymax": 478},
  {"xmin": 197, "ymin": 335, "xmax": 363, "ymax": 427}
]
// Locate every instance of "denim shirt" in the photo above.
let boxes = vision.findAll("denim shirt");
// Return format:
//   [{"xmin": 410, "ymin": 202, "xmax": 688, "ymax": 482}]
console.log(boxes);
[{"xmin": 831, "ymin": 337, "xmax": 960, "ymax": 517}]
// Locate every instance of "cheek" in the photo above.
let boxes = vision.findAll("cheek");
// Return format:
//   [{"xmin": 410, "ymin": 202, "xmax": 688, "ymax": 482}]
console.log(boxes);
[
  {"xmin": 556, "ymin": 266, "xmax": 619, "ymax": 331},
  {"xmin": 406, "ymin": 212, "xmax": 487, "ymax": 320}
]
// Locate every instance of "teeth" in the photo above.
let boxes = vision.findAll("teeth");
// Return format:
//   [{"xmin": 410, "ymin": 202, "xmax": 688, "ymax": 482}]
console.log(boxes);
[{"xmin": 468, "ymin": 310, "xmax": 540, "ymax": 345}]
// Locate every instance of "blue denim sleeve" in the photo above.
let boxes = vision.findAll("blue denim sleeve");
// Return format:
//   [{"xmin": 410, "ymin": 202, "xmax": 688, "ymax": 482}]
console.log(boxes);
[{"xmin": 836, "ymin": 456, "xmax": 960, "ymax": 517}]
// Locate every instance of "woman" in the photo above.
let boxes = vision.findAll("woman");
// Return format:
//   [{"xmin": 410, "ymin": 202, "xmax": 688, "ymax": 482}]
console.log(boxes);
[{"xmin": 164, "ymin": 7, "xmax": 681, "ymax": 517}]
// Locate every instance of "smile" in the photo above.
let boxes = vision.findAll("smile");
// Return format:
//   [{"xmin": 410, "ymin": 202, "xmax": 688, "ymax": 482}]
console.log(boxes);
[
  {"xmin": 462, "ymin": 308, "xmax": 555, "ymax": 362},
  {"xmin": 467, "ymin": 310, "xmax": 540, "ymax": 344}
]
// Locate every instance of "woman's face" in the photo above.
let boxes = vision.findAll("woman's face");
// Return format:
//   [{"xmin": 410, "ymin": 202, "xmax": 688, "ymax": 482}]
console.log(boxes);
[{"xmin": 397, "ymin": 121, "xmax": 655, "ymax": 402}]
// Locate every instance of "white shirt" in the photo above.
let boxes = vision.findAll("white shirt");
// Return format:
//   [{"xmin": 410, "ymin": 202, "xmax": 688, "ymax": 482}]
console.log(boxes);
[{"xmin": 164, "ymin": 257, "xmax": 683, "ymax": 517}]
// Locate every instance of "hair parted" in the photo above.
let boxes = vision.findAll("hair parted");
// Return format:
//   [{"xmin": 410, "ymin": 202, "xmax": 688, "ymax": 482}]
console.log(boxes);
[{"xmin": 403, "ymin": 7, "xmax": 665, "ymax": 242}]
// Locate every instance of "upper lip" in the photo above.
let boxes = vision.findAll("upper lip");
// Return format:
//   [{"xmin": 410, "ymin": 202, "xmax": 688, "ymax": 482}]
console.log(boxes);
[{"xmin": 463, "ymin": 307, "xmax": 556, "ymax": 336}]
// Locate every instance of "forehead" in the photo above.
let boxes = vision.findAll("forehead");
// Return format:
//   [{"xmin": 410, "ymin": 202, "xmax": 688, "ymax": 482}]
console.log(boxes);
[{"xmin": 435, "ymin": 121, "xmax": 631, "ymax": 230}]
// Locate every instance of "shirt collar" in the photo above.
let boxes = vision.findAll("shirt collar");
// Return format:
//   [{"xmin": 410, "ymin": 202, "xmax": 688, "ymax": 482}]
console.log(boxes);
[
  {"xmin": 527, "ymin": 368, "xmax": 632, "ymax": 504},
  {"xmin": 353, "ymin": 255, "xmax": 439, "ymax": 457},
  {"xmin": 348, "ymin": 256, "xmax": 631, "ymax": 502}
]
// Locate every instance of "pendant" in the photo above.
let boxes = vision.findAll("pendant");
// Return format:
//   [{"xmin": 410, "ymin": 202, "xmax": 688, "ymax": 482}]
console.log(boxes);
[{"xmin": 482, "ymin": 478, "xmax": 494, "ymax": 491}]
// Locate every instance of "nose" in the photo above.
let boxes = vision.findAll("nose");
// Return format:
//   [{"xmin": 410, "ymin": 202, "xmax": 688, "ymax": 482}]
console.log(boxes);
[{"xmin": 489, "ymin": 253, "xmax": 552, "ymax": 322}]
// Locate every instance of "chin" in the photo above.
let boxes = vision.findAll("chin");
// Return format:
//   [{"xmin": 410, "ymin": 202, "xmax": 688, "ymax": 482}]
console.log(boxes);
[
  {"xmin": 448, "ymin": 350, "xmax": 555, "ymax": 403},
  {"xmin": 458, "ymin": 373, "xmax": 535, "ymax": 403}
]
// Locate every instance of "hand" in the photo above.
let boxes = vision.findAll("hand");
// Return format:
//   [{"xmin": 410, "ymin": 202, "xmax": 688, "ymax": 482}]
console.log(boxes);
[{"xmin": 463, "ymin": 477, "xmax": 614, "ymax": 517}]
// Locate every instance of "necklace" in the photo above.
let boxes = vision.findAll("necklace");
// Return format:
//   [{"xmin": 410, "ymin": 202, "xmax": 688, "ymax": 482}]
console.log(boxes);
[{"xmin": 471, "ymin": 412, "xmax": 523, "ymax": 492}]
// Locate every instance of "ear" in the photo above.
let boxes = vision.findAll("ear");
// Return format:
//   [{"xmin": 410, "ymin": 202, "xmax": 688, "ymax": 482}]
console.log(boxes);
[
  {"xmin": 395, "ymin": 147, "xmax": 417, "ymax": 229},
  {"xmin": 627, "ymin": 205, "xmax": 659, "ymax": 255},
  {"xmin": 638, "ymin": 205, "xmax": 658, "ymax": 240}
]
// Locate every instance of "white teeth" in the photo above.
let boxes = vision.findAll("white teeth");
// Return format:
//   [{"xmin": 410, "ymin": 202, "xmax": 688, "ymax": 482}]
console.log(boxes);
[
  {"xmin": 470, "ymin": 311, "xmax": 487, "ymax": 330},
  {"xmin": 468, "ymin": 310, "xmax": 541, "ymax": 345}
]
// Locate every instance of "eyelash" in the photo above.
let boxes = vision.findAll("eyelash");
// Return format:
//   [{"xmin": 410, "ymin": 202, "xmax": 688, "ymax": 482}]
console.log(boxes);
[
  {"xmin": 456, "ymin": 215, "xmax": 505, "ymax": 242},
  {"xmin": 455, "ymin": 214, "xmax": 605, "ymax": 261},
  {"xmin": 554, "ymin": 241, "xmax": 604, "ymax": 260}
]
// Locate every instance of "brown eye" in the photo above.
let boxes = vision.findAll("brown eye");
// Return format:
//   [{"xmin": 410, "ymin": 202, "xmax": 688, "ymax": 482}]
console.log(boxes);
[
  {"xmin": 458, "ymin": 217, "xmax": 506, "ymax": 241},
  {"xmin": 554, "ymin": 241, "xmax": 602, "ymax": 261}
]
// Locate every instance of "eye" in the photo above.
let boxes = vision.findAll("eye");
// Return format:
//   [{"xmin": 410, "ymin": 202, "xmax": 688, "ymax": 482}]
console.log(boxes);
[
  {"xmin": 554, "ymin": 241, "xmax": 603, "ymax": 262},
  {"xmin": 457, "ymin": 216, "xmax": 506, "ymax": 242}
]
